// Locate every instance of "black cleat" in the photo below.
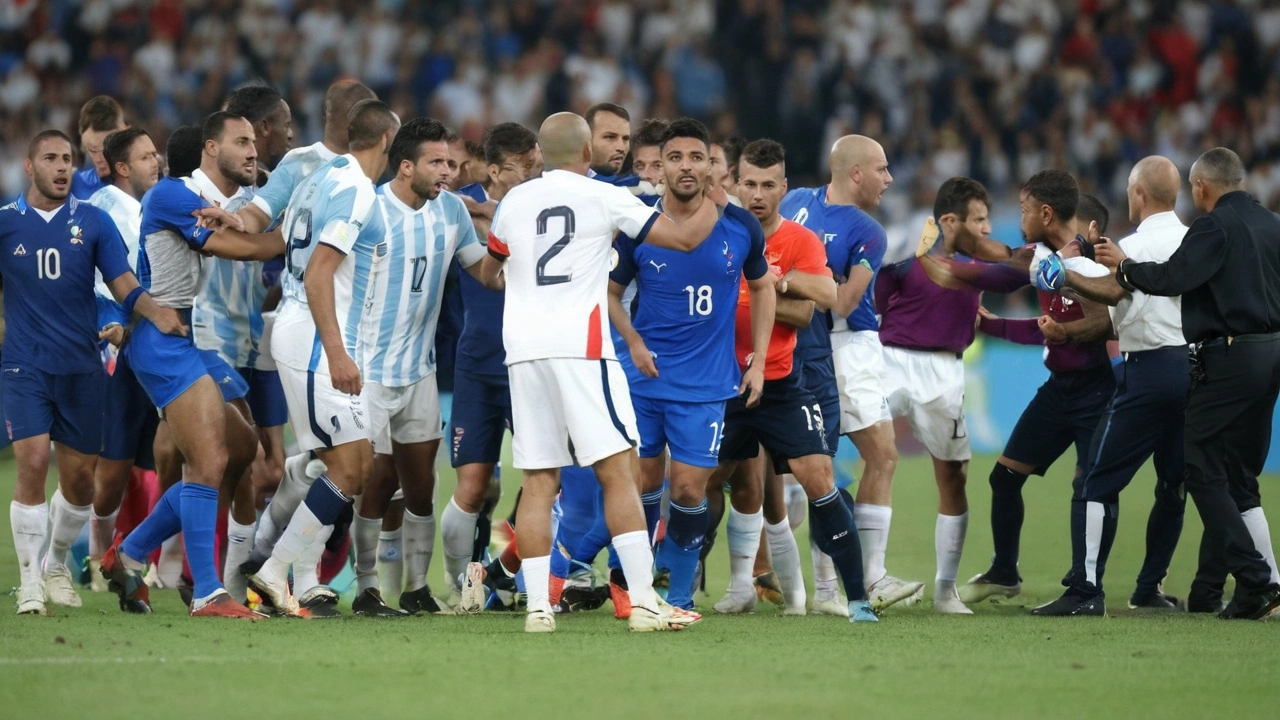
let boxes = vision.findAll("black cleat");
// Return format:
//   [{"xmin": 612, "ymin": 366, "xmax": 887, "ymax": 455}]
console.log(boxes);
[
  {"xmin": 352, "ymin": 588, "xmax": 406, "ymax": 617},
  {"xmin": 1219, "ymin": 585, "xmax": 1280, "ymax": 620},
  {"xmin": 1031, "ymin": 591, "xmax": 1106, "ymax": 617},
  {"xmin": 555, "ymin": 584, "xmax": 611, "ymax": 614},
  {"xmin": 1128, "ymin": 592, "xmax": 1182, "ymax": 611},
  {"xmin": 298, "ymin": 586, "xmax": 342, "ymax": 619},
  {"xmin": 399, "ymin": 585, "xmax": 443, "ymax": 615},
  {"xmin": 178, "ymin": 572, "xmax": 194, "ymax": 609}
]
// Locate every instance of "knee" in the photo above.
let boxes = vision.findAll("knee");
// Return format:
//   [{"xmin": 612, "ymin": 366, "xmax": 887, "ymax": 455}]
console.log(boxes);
[{"xmin": 989, "ymin": 463, "xmax": 1027, "ymax": 495}]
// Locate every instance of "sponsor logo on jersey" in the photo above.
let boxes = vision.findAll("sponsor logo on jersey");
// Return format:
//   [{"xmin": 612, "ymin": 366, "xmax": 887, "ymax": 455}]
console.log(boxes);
[
  {"xmin": 648, "ymin": 260, "xmax": 666, "ymax": 273},
  {"xmin": 13, "ymin": 244, "xmax": 26, "ymax": 256}
]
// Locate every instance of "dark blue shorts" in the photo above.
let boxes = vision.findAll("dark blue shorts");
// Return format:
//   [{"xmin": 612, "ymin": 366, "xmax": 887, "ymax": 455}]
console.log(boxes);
[
  {"xmin": 634, "ymin": 394, "xmax": 726, "ymax": 468},
  {"xmin": 798, "ymin": 355, "xmax": 840, "ymax": 455},
  {"xmin": 719, "ymin": 368, "xmax": 830, "ymax": 471},
  {"xmin": 1003, "ymin": 364, "xmax": 1116, "ymax": 476},
  {"xmin": 2, "ymin": 363, "xmax": 104, "ymax": 455},
  {"xmin": 100, "ymin": 353, "xmax": 159, "ymax": 468},
  {"xmin": 448, "ymin": 369, "xmax": 512, "ymax": 467},
  {"xmin": 237, "ymin": 366, "xmax": 287, "ymax": 427},
  {"xmin": 127, "ymin": 318, "xmax": 248, "ymax": 409}
]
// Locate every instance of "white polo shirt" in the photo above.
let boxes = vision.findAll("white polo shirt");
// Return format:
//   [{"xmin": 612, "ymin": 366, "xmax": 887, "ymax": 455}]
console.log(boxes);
[{"xmin": 1111, "ymin": 210, "xmax": 1188, "ymax": 352}]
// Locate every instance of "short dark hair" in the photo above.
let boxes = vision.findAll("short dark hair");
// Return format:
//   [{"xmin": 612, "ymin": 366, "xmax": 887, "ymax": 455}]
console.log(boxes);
[
  {"xmin": 347, "ymin": 100, "xmax": 398, "ymax": 151},
  {"xmin": 633, "ymin": 118, "xmax": 669, "ymax": 150},
  {"xmin": 1194, "ymin": 147, "xmax": 1246, "ymax": 188},
  {"xmin": 165, "ymin": 125, "xmax": 205, "ymax": 178},
  {"xmin": 933, "ymin": 176, "xmax": 992, "ymax": 221},
  {"xmin": 103, "ymin": 127, "xmax": 151, "ymax": 178},
  {"xmin": 203, "ymin": 111, "xmax": 248, "ymax": 144},
  {"xmin": 1022, "ymin": 169, "xmax": 1079, "ymax": 223},
  {"xmin": 78, "ymin": 96, "xmax": 124, "ymax": 134},
  {"xmin": 713, "ymin": 133, "xmax": 745, "ymax": 168},
  {"xmin": 28, "ymin": 129, "xmax": 73, "ymax": 160},
  {"xmin": 463, "ymin": 139, "xmax": 485, "ymax": 161},
  {"xmin": 660, "ymin": 117, "xmax": 710, "ymax": 150},
  {"xmin": 740, "ymin": 138, "xmax": 785, "ymax": 171},
  {"xmin": 1076, "ymin": 193, "xmax": 1109, "ymax": 235},
  {"xmin": 483, "ymin": 122, "xmax": 538, "ymax": 166},
  {"xmin": 224, "ymin": 84, "xmax": 284, "ymax": 124},
  {"xmin": 388, "ymin": 117, "xmax": 451, "ymax": 172},
  {"xmin": 585, "ymin": 102, "xmax": 629, "ymax": 129},
  {"xmin": 323, "ymin": 80, "xmax": 376, "ymax": 127}
]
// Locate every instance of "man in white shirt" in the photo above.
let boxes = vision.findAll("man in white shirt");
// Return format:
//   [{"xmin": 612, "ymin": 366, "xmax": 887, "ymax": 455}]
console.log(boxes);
[{"xmin": 1031, "ymin": 156, "xmax": 1194, "ymax": 616}]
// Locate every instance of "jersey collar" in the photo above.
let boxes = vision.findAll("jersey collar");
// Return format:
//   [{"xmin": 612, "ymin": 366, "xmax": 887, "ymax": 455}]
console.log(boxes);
[{"xmin": 190, "ymin": 168, "xmax": 246, "ymax": 208}]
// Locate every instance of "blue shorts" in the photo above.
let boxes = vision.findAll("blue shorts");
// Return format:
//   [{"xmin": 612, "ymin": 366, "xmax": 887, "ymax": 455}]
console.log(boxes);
[
  {"xmin": 634, "ymin": 395, "xmax": 725, "ymax": 468},
  {"xmin": 798, "ymin": 355, "xmax": 840, "ymax": 456},
  {"xmin": 100, "ymin": 353, "xmax": 159, "ymax": 468},
  {"xmin": 448, "ymin": 369, "xmax": 512, "ymax": 467},
  {"xmin": 720, "ymin": 367, "xmax": 830, "ymax": 473},
  {"xmin": 1003, "ymin": 364, "xmax": 1115, "ymax": 476},
  {"xmin": 127, "ymin": 318, "xmax": 248, "ymax": 410},
  {"xmin": 237, "ymin": 366, "xmax": 287, "ymax": 427},
  {"xmin": 2, "ymin": 363, "xmax": 104, "ymax": 455}
]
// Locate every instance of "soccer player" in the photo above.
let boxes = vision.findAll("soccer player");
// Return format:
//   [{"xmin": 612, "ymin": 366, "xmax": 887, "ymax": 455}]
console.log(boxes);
[
  {"xmin": 244, "ymin": 100, "xmax": 401, "ymax": 617},
  {"xmin": 585, "ymin": 102, "xmax": 633, "ymax": 181},
  {"xmin": 2, "ymin": 130, "xmax": 181, "ymax": 615},
  {"xmin": 347, "ymin": 118, "xmax": 489, "ymax": 617},
  {"xmin": 85, "ymin": 127, "xmax": 162, "ymax": 587},
  {"xmin": 478, "ymin": 111, "xmax": 718, "ymax": 633},
  {"xmin": 781, "ymin": 135, "xmax": 923, "ymax": 612},
  {"xmin": 71, "ymin": 96, "xmax": 127, "ymax": 199},
  {"xmin": 98, "ymin": 112, "xmax": 285, "ymax": 618},
  {"xmin": 710, "ymin": 133, "xmax": 744, "ymax": 198},
  {"xmin": 631, "ymin": 118, "xmax": 668, "ymax": 189},
  {"xmin": 608, "ymin": 118, "xmax": 774, "ymax": 612}
]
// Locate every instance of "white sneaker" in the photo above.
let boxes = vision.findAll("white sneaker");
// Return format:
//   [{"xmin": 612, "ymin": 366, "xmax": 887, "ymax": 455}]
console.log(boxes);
[
  {"xmin": 525, "ymin": 606, "xmax": 556, "ymax": 633},
  {"xmin": 933, "ymin": 580, "xmax": 973, "ymax": 615},
  {"xmin": 88, "ymin": 558, "xmax": 109, "ymax": 592},
  {"xmin": 16, "ymin": 580, "xmax": 47, "ymax": 615},
  {"xmin": 867, "ymin": 575, "xmax": 925, "ymax": 612},
  {"xmin": 630, "ymin": 598, "xmax": 700, "ymax": 632},
  {"xmin": 458, "ymin": 562, "xmax": 486, "ymax": 615},
  {"xmin": 811, "ymin": 594, "xmax": 850, "ymax": 617},
  {"xmin": 713, "ymin": 590, "xmax": 757, "ymax": 614},
  {"xmin": 43, "ymin": 565, "xmax": 82, "ymax": 607},
  {"xmin": 247, "ymin": 567, "xmax": 304, "ymax": 618}
]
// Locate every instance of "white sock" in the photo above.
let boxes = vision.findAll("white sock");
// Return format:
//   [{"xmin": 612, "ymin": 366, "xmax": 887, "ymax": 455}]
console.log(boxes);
[
  {"xmin": 934, "ymin": 511, "xmax": 968, "ymax": 584},
  {"xmin": 726, "ymin": 507, "xmax": 763, "ymax": 596},
  {"xmin": 440, "ymin": 497, "xmax": 479, "ymax": 591},
  {"xmin": 811, "ymin": 546, "xmax": 838, "ymax": 599},
  {"xmin": 523, "ymin": 555, "xmax": 552, "ymax": 612},
  {"xmin": 11, "ymin": 501, "xmax": 48, "ymax": 586},
  {"xmin": 256, "ymin": 452, "xmax": 315, "ymax": 557},
  {"xmin": 853, "ymin": 503, "xmax": 891, "ymax": 586},
  {"xmin": 377, "ymin": 528, "xmax": 404, "ymax": 595},
  {"xmin": 1241, "ymin": 507, "xmax": 1280, "ymax": 584},
  {"xmin": 353, "ymin": 512, "xmax": 382, "ymax": 593},
  {"xmin": 264, "ymin": 501, "xmax": 326, "ymax": 581},
  {"xmin": 156, "ymin": 535, "xmax": 184, "ymax": 587},
  {"xmin": 403, "ymin": 510, "xmax": 436, "ymax": 593},
  {"xmin": 89, "ymin": 508, "xmax": 119, "ymax": 560},
  {"xmin": 612, "ymin": 529, "xmax": 660, "ymax": 609},
  {"xmin": 1084, "ymin": 501, "xmax": 1104, "ymax": 586},
  {"xmin": 766, "ymin": 517, "xmax": 805, "ymax": 608},
  {"xmin": 46, "ymin": 490, "xmax": 92, "ymax": 572},
  {"xmin": 224, "ymin": 517, "xmax": 256, "ymax": 603},
  {"xmin": 292, "ymin": 524, "xmax": 334, "ymax": 598}
]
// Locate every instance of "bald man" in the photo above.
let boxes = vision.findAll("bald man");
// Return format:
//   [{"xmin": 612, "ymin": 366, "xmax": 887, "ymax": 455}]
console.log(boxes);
[{"xmin": 1025, "ymin": 156, "xmax": 1191, "ymax": 615}]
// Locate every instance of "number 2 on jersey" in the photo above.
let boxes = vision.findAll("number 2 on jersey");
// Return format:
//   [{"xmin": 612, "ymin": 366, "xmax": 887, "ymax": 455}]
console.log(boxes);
[
  {"xmin": 284, "ymin": 208, "xmax": 313, "ymax": 281},
  {"xmin": 535, "ymin": 206, "xmax": 575, "ymax": 286}
]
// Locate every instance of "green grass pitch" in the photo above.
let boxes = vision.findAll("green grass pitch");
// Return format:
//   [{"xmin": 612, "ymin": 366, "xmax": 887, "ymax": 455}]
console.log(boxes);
[{"xmin": 1, "ymin": 449, "xmax": 1278, "ymax": 719}]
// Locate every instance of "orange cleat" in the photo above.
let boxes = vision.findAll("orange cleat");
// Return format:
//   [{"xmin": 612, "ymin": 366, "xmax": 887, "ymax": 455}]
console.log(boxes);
[
  {"xmin": 100, "ymin": 539, "xmax": 151, "ymax": 614},
  {"xmin": 609, "ymin": 568, "xmax": 631, "ymax": 620},
  {"xmin": 190, "ymin": 591, "xmax": 270, "ymax": 619}
]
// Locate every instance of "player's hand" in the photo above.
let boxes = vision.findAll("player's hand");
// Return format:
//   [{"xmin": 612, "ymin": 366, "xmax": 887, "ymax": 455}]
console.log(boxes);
[
  {"xmin": 329, "ymin": 352, "xmax": 363, "ymax": 396},
  {"xmin": 975, "ymin": 305, "xmax": 998, "ymax": 330},
  {"xmin": 98, "ymin": 323, "xmax": 128, "ymax": 348},
  {"xmin": 1038, "ymin": 315, "xmax": 1068, "ymax": 345},
  {"xmin": 740, "ymin": 361, "xmax": 765, "ymax": 408},
  {"xmin": 151, "ymin": 306, "xmax": 189, "ymax": 337},
  {"xmin": 194, "ymin": 206, "xmax": 245, "ymax": 233},
  {"xmin": 1094, "ymin": 237, "xmax": 1127, "ymax": 269},
  {"xmin": 1007, "ymin": 245, "xmax": 1037, "ymax": 273},
  {"xmin": 1034, "ymin": 254, "xmax": 1066, "ymax": 292},
  {"xmin": 463, "ymin": 196, "xmax": 497, "ymax": 220},
  {"xmin": 629, "ymin": 342, "xmax": 658, "ymax": 379}
]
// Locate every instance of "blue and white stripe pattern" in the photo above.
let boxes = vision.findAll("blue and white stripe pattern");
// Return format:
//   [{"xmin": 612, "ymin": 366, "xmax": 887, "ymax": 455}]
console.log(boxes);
[{"xmin": 192, "ymin": 194, "xmax": 261, "ymax": 367}]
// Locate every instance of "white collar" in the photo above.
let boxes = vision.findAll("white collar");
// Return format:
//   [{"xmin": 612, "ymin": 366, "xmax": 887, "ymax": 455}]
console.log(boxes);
[
  {"xmin": 190, "ymin": 168, "xmax": 241, "ymax": 207},
  {"xmin": 1135, "ymin": 210, "xmax": 1183, "ymax": 232}
]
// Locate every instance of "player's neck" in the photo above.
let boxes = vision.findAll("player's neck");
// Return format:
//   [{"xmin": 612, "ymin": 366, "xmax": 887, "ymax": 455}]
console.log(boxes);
[
  {"xmin": 760, "ymin": 212, "xmax": 783, "ymax": 237},
  {"xmin": 24, "ymin": 187, "xmax": 63, "ymax": 212},
  {"xmin": 112, "ymin": 177, "xmax": 139, "ymax": 201},
  {"xmin": 489, "ymin": 182, "xmax": 512, "ymax": 202},
  {"xmin": 198, "ymin": 163, "xmax": 241, "ymax": 201},
  {"xmin": 352, "ymin": 149, "xmax": 386, "ymax": 183},
  {"xmin": 322, "ymin": 130, "xmax": 347, "ymax": 157},
  {"xmin": 825, "ymin": 181, "xmax": 859, "ymax": 208},
  {"xmin": 547, "ymin": 162, "xmax": 589, "ymax": 176},
  {"xmin": 663, "ymin": 191, "xmax": 706, "ymax": 222},
  {"xmin": 389, "ymin": 178, "xmax": 425, "ymax": 210},
  {"xmin": 1046, "ymin": 226, "xmax": 1075, "ymax": 251}
]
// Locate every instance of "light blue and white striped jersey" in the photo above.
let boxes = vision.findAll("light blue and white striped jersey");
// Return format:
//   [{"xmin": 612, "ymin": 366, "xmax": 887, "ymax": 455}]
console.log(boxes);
[
  {"xmin": 271, "ymin": 154, "xmax": 384, "ymax": 374},
  {"xmin": 360, "ymin": 184, "xmax": 485, "ymax": 387},
  {"xmin": 250, "ymin": 141, "xmax": 338, "ymax": 228},
  {"xmin": 189, "ymin": 170, "xmax": 258, "ymax": 366},
  {"xmin": 87, "ymin": 184, "xmax": 142, "ymax": 282}
]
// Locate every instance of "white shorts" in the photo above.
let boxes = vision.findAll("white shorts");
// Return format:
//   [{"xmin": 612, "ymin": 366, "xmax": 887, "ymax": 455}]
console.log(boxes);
[
  {"xmin": 278, "ymin": 362, "xmax": 370, "ymax": 452},
  {"xmin": 508, "ymin": 358, "xmax": 638, "ymax": 470},
  {"xmin": 831, "ymin": 330, "xmax": 891, "ymax": 434},
  {"xmin": 881, "ymin": 345, "xmax": 970, "ymax": 462},
  {"xmin": 367, "ymin": 375, "xmax": 443, "ymax": 455},
  {"xmin": 253, "ymin": 310, "xmax": 278, "ymax": 371}
]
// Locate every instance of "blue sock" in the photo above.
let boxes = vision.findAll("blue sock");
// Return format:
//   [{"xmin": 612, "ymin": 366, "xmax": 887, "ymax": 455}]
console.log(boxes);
[
  {"xmin": 553, "ymin": 469, "xmax": 605, "ymax": 578},
  {"xmin": 122, "ymin": 481, "xmax": 185, "ymax": 561},
  {"xmin": 179, "ymin": 483, "xmax": 221, "ymax": 601},
  {"xmin": 810, "ymin": 488, "xmax": 866, "ymax": 601},
  {"xmin": 305, "ymin": 475, "xmax": 351, "ymax": 525},
  {"xmin": 656, "ymin": 500, "xmax": 708, "ymax": 610},
  {"xmin": 642, "ymin": 484, "xmax": 665, "ymax": 543}
]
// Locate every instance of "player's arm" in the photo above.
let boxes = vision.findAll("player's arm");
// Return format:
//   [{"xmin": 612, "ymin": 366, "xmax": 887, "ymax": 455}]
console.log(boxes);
[
  {"xmin": 1104, "ymin": 225, "xmax": 1225, "ymax": 298},
  {"xmin": 639, "ymin": 200, "xmax": 719, "ymax": 252},
  {"xmin": 237, "ymin": 161, "xmax": 297, "ymax": 233},
  {"xmin": 608, "ymin": 280, "xmax": 657, "ymax": 378},
  {"xmin": 203, "ymin": 226, "xmax": 287, "ymax": 261},
  {"xmin": 742, "ymin": 273, "xmax": 775, "ymax": 407},
  {"xmin": 1038, "ymin": 297, "xmax": 1114, "ymax": 345},
  {"xmin": 469, "ymin": 244, "xmax": 506, "ymax": 291},
  {"xmin": 104, "ymin": 273, "xmax": 189, "ymax": 337},
  {"xmin": 304, "ymin": 245, "xmax": 361, "ymax": 395},
  {"xmin": 775, "ymin": 297, "xmax": 815, "ymax": 328},
  {"xmin": 833, "ymin": 263, "xmax": 873, "ymax": 318},
  {"xmin": 1064, "ymin": 270, "xmax": 1128, "ymax": 306},
  {"xmin": 778, "ymin": 270, "xmax": 836, "ymax": 310},
  {"xmin": 832, "ymin": 223, "xmax": 886, "ymax": 318},
  {"xmin": 977, "ymin": 309, "xmax": 1045, "ymax": 346}
]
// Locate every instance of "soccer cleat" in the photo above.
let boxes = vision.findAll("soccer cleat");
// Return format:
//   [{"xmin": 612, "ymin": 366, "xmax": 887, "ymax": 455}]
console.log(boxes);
[
  {"xmin": 549, "ymin": 574, "xmax": 566, "ymax": 607},
  {"xmin": 1031, "ymin": 591, "xmax": 1106, "ymax": 617},
  {"xmin": 525, "ymin": 606, "xmax": 556, "ymax": 633},
  {"xmin": 238, "ymin": 550, "xmax": 269, "ymax": 579},
  {"xmin": 754, "ymin": 572, "xmax": 785, "ymax": 607},
  {"xmin": 190, "ymin": 590, "xmax": 265, "ymax": 619},
  {"xmin": 629, "ymin": 599, "xmax": 700, "ymax": 632},
  {"xmin": 933, "ymin": 581, "xmax": 974, "ymax": 615},
  {"xmin": 177, "ymin": 573, "xmax": 194, "ymax": 609},
  {"xmin": 16, "ymin": 580, "xmax": 47, "ymax": 615},
  {"xmin": 298, "ymin": 586, "xmax": 342, "ymax": 619},
  {"xmin": 782, "ymin": 602, "xmax": 807, "ymax": 617},
  {"xmin": 88, "ymin": 558, "xmax": 108, "ymax": 592},
  {"xmin": 867, "ymin": 575, "xmax": 925, "ymax": 612},
  {"xmin": 352, "ymin": 588, "xmax": 407, "ymax": 617},
  {"xmin": 609, "ymin": 568, "xmax": 632, "ymax": 619},
  {"xmin": 245, "ymin": 570, "xmax": 306, "ymax": 618},
  {"xmin": 1218, "ymin": 585, "xmax": 1280, "ymax": 621},
  {"xmin": 958, "ymin": 569, "xmax": 1022, "ymax": 604},
  {"xmin": 100, "ymin": 540, "xmax": 151, "ymax": 614},
  {"xmin": 556, "ymin": 583, "xmax": 611, "ymax": 614},
  {"xmin": 811, "ymin": 594, "xmax": 850, "ymax": 617},
  {"xmin": 1128, "ymin": 592, "xmax": 1183, "ymax": 611},
  {"xmin": 848, "ymin": 600, "xmax": 879, "ymax": 623},
  {"xmin": 43, "ymin": 565, "xmax": 82, "ymax": 607},
  {"xmin": 458, "ymin": 562, "xmax": 486, "ymax": 615},
  {"xmin": 400, "ymin": 585, "xmax": 444, "ymax": 615},
  {"xmin": 713, "ymin": 590, "xmax": 757, "ymax": 614}
]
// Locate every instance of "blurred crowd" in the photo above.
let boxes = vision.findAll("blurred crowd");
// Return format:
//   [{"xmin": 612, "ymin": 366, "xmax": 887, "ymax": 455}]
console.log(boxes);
[{"xmin": 5, "ymin": 0, "xmax": 1280, "ymax": 229}]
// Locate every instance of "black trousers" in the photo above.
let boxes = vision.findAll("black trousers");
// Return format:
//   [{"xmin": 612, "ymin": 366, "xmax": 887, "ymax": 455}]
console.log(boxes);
[{"xmin": 1183, "ymin": 334, "xmax": 1280, "ymax": 600}]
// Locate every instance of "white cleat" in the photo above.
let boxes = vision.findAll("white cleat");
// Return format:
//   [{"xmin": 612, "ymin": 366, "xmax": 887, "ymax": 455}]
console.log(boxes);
[
  {"xmin": 713, "ymin": 590, "xmax": 757, "ymax": 614},
  {"xmin": 958, "ymin": 571, "xmax": 1022, "ymax": 604},
  {"xmin": 901, "ymin": 585, "xmax": 925, "ymax": 607},
  {"xmin": 867, "ymin": 575, "xmax": 925, "ymax": 612},
  {"xmin": 16, "ymin": 580, "xmax": 47, "ymax": 615},
  {"xmin": 933, "ymin": 581, "xmax": 974, "ymax": 615},
  {"xmin": 525, "ymin": 606, "xmax": 556, "ymax": 633},
  {"xmin": 782, "ymin": 602, "xmax": 807, "ymax": 616},
  {"xmin": 88, "ymin": 559, "xmax": 109, "ymax": 592},
  {"xmin": 43, "ymin": 565, "xmax": 82, "ymax": 608},
  {"xmin": 247, "ymin": 568, "xmax": 304, "ymax": 618},
  {"xmin": 630, "ymin": 598, "xmax": 701, "ymax": 632},
  {"xmin": 811, "ymin": 594, "xmax": 850, "ymax": 617},
  {"xmin": 458, "ymin": 562, "xmax": 486, "ymax": 615}
]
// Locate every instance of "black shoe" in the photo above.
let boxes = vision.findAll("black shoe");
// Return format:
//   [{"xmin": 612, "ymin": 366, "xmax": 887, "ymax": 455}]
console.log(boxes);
[
  {"xmin": 399, "ymin": 585, "xmax": 443, "ymax": 615},
  {"xmin": 351, "ymin": 588, "xmax": 406, "ymax": 617},
  {"xmin": 238, "ymin": 551, "xmax": 268, "ymax": 578},
  {"xmin": 178, "ymin": 573, "xmax": 194, "ymax": 609},
  {"xmin": 298, "ymin": 586, "xmax": 342, "ymax": 619},
  {"xmin": 1031, "ymin": 591, "xmax": 1106, "ymax": 617},
  {"xmin": 1187, "ymin": 598, "xmax": 1226, "ymax": 613},
  {"xmin": 1219, "ymin": 585, "xmax": 1280, "ymax": 620},
  {"xmin": 555, "ymin": 584, "xmax": 611, "ymax": 614},
  {"xmin": 483, "ymin": 561, "xmax": 518, "ymax": 595},
  {"xmin": 1128, "ymin": 592, "xmax": 1182, "ymax": 611}
]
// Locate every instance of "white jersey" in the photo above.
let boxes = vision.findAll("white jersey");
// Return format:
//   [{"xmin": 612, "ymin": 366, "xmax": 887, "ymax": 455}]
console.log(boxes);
[
  {"xmin": 250, "ymin": 141, "xmax": 338, "ymax": 227},
  {"xmin": 1112, "ymin": 211, "xmax": 1186, "ymax": 352},
  {"xmin": 86, "ymin": 184, "xmax": 142, "ymax": 299},
  {"xmin": 490, "ymin": 169, "xmax": 658, "ymax": 365},
  {"xmin": 272, "ymin": 154, "xmax": 384, "ymax": 374},
  {"xmin": 188, "ymin": 170, "xmax": 258, "ymax": 366},
  {"xmin": 361, "ymin": 185, "xmax": 485, "ymax": 387}
]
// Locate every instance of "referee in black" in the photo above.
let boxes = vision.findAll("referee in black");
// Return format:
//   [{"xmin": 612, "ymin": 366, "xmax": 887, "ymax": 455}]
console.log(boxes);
[{"xmin": 1096, "ymin": 147, "xmax": 1280, "ymax": 620}]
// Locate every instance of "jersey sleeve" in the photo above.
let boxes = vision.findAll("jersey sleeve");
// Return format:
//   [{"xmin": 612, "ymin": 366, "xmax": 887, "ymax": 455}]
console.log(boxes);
[
  {"xmin": 250, "ymin": 158, "xmax": 298, "ymax": 222},
  {"xmin": 156, "ymin": 183, "xmax": 213, "ymax": 249},
  {"xmin": 317, "ymin": 183, "xmax": 376, "ymax": 256},
  {"xmin": 487, "ymin": 200, "xmax": 510, "ymax": 258},
  {"xmin": 448, "ymin": 195, "xmax": 486, "ymax": 267},
  {"xmin": 727, "ymin": 205, "xmax": 768, "ymax": 281},
  {"xmin": 791, "ymin": 225, "xmax": 833, "ymax": 277},
  {"xmin": 609, "ymin": 233, "xmax": 640, "ymax": 286},
  {"xmin": 605, "ymin": 186, "xmax": 659, "ymax": 242},
  {"xmin": 92, "ymin": 209, "xmax": 132, "ymax": 283},
  {"xmin": 848, "ymin": 220, "xmax": 887, "ymax": 275}
]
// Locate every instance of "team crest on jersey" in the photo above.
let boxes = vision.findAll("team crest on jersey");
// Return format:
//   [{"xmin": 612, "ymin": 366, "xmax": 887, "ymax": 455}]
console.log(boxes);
[
  {"xmin": 69, "ymin": 225, "xmax": 84, "ymax": 244},
  {"xmin": 722, "ymin": 241, "xmax": 735, "ymax": 274},
  {"xmin": 13, "ymin": 244, "xmax": 26, "ymax": 256}
]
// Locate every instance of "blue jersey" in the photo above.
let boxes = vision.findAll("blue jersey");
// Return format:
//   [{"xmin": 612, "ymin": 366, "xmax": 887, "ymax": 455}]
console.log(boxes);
[
  {"xmin": 0, "ymin": 194, "xmax": 131, "ymax": 373},
  {"xmin": 453, "ymin": 183, "xmax": 506, "ymax": 378},
  {"xmin": 781, "ymin": 185, "xmax": 888, "ymax": 358},
  {"xmin": 610, "ymin": 203, "xmax": 767, "ymax": 402},
  {"xmin": 71, "ymin": 167, "xmax": 105, "ymax": 200}
]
